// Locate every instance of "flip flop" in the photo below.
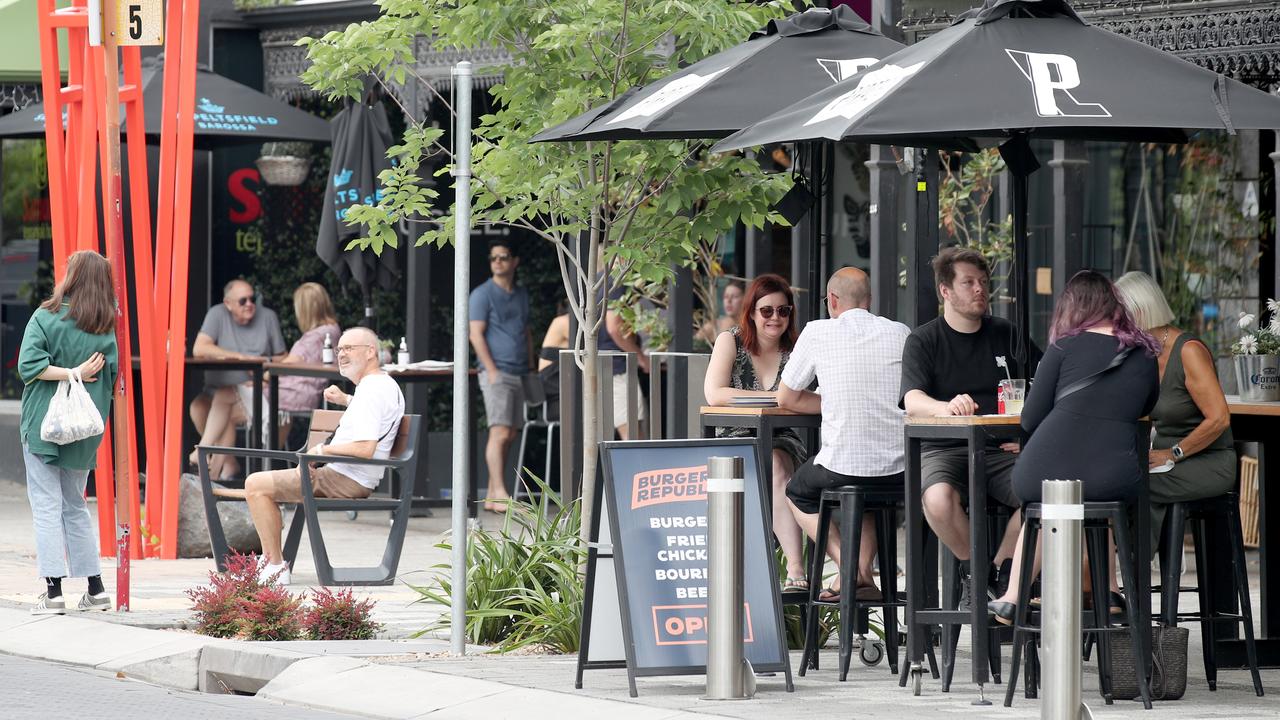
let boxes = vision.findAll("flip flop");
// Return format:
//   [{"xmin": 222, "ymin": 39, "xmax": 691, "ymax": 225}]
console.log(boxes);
[
  {"xmin": 782, "ymin": 577, "xmax": 809, "ymax": 593},
  {"xmin": 817, "ymin": 587, "xmax": 840, "ymax": 603}
]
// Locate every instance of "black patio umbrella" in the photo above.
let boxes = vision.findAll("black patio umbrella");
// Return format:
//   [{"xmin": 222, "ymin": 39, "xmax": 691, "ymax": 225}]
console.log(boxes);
[
  {"xmin": 530, "ymin": 6, "xmax": 904, "ymax": 321},
  {"xmin": 0, "ymin": 64, "xmax": 330, "ymax": 147},
  {"xmin": 316, "ymin": 98, "xmax": 399, "ymax": 324},
  {"xmin": 713, "ymin": 0, "xmax": 1280, "ymax": 374},
  {"xmin": 530, "ymin": 5, "xmax": 904, "ymax": 142}
]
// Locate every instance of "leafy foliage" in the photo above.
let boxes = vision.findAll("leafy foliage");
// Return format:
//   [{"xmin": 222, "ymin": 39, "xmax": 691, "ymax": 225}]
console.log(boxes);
[
  {"xmin": 410, "ymin": 474, "xmax": 584, "ymax": 653},
  {"xmin": 259, "ymin": 141, "xmax": 313, "ymax": 158},
  {"xmin": 237, "ymin": 584, "xmax": 306, "ymax": 641},
  {"xmin": 185, "ymin": 551, "xmax": 265, "ymax": 638},
  {"xmin": 305, "ymin": 587, "xmax": 382, "ymax": 641},
  {"xmin": 939, "ymin": 149, "xmax": 1014, "ymax": 298},
  {"xmin": 300, "ymin": 0, "xmax": 796, "ymax": 536}
]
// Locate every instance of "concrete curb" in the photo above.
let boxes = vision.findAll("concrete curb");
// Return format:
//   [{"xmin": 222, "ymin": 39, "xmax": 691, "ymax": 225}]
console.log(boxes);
[{"xmin": 0, "ymin": 607, "xmax": 713, "ymax": 719}]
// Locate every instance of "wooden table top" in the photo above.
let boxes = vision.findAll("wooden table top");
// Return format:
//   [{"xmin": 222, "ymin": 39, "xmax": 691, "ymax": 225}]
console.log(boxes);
[
  {"xmin": 1226, "ymin": 395, "xmax": 1280, "ymax": 417},
  {"xmin": 905, "ymin": 414, "xmax": 1023, "ymax": 426},
  {"xmin": 700, "ymin": 405, "xmax": 819, "ymax": 417},
  {"xmin": 184, "ymin": 356, "xmax": 266, "ymax": 366}
]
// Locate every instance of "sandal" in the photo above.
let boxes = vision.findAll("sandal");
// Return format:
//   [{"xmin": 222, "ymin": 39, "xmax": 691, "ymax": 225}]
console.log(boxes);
[
  {"xmin": 817, "ymin": 587, "xmax": 840, "ymax": 603},
  {"xmin": 782, "ymin": 577, "xmax": 809, "ymax": 593}
]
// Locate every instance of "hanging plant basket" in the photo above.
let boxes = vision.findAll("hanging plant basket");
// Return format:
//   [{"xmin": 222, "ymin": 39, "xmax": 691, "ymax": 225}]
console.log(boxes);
[{"xmin": 255, "ymin": 155, "xmax": 312, "ymax": 186}]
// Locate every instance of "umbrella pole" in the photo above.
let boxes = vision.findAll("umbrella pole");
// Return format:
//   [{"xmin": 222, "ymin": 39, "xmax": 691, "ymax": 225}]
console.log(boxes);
[
  {"xmin": 450, "ymin": 61, "xmax": 473, "ymax": 657},
  {"xmin": 1012, "ymin": 168, "xmax": 1031, "ymax": 379}
]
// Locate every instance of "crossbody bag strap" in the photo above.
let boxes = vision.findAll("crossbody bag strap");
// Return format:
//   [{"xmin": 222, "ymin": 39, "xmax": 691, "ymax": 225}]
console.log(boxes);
[{"xmin": 1055, "ymin": 346, "xmax": 1134, "ymax": 403}]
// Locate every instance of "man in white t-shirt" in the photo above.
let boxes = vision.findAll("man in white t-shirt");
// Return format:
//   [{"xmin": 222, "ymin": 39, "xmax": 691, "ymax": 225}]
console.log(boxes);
[
  {"xmin": 238, "ymin": 327, "xmax": 405, "ymax": 584},
  {"xmin": 777, "ymin": 267, "xmax": 910, "ymax": 602}
]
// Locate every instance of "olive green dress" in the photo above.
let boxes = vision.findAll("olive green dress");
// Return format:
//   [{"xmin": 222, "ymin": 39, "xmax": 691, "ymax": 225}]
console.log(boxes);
[{"xmin": 1148, "ymin": 333, "xmax": 1235, "ymax": 551}]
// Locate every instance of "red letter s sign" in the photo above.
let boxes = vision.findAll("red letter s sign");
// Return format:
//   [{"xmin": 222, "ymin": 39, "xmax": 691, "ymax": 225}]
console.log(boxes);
[{"xmin": 228, "ymin": 168, "xmax": 262, "ymax": 224}]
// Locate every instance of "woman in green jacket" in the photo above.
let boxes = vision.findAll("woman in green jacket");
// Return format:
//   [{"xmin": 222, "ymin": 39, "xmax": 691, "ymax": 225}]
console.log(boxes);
[{"xmin": 19, "ymin": 250, "xmax": 119, "ymax": 614}]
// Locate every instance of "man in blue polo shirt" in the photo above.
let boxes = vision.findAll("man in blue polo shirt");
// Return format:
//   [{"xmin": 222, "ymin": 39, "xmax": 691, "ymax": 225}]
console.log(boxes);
[{"xmin": 468, "ymin": 240, "xmax": 532, "ymax": 512}]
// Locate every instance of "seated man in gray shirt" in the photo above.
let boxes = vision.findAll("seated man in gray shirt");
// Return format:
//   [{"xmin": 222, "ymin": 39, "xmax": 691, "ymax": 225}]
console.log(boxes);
[{"xmin": 191, "ymin": 279, "xmax": 286, "ymax": 480}]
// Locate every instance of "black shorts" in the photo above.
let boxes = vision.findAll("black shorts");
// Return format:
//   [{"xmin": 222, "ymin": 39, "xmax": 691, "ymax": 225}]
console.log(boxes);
[{"xmin": 786, "ymin": 458, "xmax": 903, "ymax": 515}]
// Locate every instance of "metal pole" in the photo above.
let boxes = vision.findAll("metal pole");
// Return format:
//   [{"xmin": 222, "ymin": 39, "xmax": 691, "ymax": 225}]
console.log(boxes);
[
  {"xmin": 1041, "ymin": 479, "xmax": 1085, "ymax": 720},
  {"xmin": 450, "ymin": 61, "xmax": 473, "ymax": 657},
  {"xmin": 705, "ymin": 456, "xmax": 752, "ymax": 700}
]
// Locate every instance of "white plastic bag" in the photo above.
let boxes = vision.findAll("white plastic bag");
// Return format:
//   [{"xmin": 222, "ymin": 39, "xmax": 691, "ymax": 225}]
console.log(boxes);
[{"xmin": 40, "ymin": 369, "xmax": 105, "ymax": 445}]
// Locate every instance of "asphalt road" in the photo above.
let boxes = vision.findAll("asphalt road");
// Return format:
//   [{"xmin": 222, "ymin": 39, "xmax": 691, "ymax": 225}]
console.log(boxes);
[{"xmin": 0, "ymin": 654, "xmax": 361, "ymax": 719}]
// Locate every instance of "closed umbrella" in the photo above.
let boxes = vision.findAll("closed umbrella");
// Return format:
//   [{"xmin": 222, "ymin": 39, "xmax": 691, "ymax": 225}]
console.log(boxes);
[
  {"xmin": 530, "ymin": 5, "xmax": 904, "ymax": 142},
  {"xmin": 316, "ymin": 99, "xmax": 400, "ymax": 322},
  {"xmin": 0, "ymin": 63, "xmax": 330, "ymax": 147},
  {"xmin": 714, "ymin": 0, "xmax": 1280, "ymax": 373}
]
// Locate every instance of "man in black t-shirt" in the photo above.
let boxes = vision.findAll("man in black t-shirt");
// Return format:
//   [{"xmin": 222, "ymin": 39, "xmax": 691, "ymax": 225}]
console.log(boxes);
[{"xmin": 900, "ymin": 247, "xmax": 1040, "ymax": 608}]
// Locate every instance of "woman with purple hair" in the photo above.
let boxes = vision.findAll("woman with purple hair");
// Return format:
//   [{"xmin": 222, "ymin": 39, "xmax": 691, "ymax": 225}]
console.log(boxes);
[{"xmin": 988, "ymin": 270, "xmax": 1159, "ymax": 624}]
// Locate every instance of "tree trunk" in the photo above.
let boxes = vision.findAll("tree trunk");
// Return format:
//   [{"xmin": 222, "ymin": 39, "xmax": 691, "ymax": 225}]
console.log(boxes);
[{"xmin": 578, "ymin": 218, "xmax": 603, "ymax": 547}]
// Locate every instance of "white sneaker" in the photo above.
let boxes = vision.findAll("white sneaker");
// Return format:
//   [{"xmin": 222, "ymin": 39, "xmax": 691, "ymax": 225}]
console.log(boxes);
[
  {"xmin": 77, "ymin": 592, "xmax": 111, "ymax": 612},
  {"xmin": 32, "ymin": 593, "xmax": 66, "ymax": 615},
  {"xmin": 259, "ymin": 561, "xmax": 291, "ymax": 585}
]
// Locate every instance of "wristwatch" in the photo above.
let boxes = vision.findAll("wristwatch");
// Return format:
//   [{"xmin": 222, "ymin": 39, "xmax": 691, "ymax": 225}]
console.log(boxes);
[{"xmin": 1171, "ymin": 444, "xmax": 1185, "ymax": 462}]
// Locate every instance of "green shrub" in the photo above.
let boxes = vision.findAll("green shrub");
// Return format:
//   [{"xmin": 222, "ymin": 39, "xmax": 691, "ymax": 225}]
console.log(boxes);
[{"xmin": 411, "ymin": 473, "xmax": 584, "ymax": 653}]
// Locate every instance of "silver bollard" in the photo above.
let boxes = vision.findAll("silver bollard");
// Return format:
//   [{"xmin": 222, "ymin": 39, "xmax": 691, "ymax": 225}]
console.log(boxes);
[
  {"xmin": 705, "ymin": 456, "xmax": 753, "ymax": 700},
  {"xmin": 1041, "ymin": 479, "xmax": 1087, "ymax": 720}
]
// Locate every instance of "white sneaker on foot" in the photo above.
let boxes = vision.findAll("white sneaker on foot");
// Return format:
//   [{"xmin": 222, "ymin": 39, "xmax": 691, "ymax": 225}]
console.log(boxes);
[
  {"xmin": 77, "ymin": 592, "xmax": 111, "ymax": 612},
  {"xmin": 32, "ymin": 593, "xmax": 66, "ymax": 615},
  {"xmin": 259, "ymin": 561, "xmax": 291, "ymax": 585}
]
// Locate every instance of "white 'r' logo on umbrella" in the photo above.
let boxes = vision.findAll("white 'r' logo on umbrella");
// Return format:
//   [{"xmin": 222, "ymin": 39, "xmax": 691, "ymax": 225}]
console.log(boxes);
[{"xmin": 1006, "ymin": 50, "xmax": 1112, "ymax": 118}]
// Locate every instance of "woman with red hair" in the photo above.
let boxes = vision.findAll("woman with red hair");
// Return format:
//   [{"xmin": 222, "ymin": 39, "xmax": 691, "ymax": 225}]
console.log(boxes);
[{"xmin": 704, "ymin": 273, "xmax": 809, "ymax": 591}]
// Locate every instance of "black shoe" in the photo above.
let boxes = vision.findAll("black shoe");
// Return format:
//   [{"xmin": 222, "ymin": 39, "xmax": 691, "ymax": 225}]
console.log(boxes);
[
  {"xmin": 994, "ymin": 558, "xmax": 1013, "ymax": 598},
  {"xmin": 988, "ymin": 600, "xmax": 1016, "ymax": 625},
  {"xmin": 957, "ymin": 575, "xmax": 973, "ymax": 612}
]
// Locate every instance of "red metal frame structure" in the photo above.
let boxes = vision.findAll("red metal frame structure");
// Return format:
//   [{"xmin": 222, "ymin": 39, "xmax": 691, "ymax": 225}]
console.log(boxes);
[{"xmin": 37, "ymin": 0, "xmax": 200, "ymax": 564}]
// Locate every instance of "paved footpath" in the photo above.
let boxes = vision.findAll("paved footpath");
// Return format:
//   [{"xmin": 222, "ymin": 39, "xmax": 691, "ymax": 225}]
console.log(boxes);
[{"xmin": 0, "ymin": 479, "xmax": 1276, "ymax": 718}]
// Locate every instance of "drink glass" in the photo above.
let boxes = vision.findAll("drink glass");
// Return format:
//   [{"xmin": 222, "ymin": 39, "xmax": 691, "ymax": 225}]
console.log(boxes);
[{"xmin": 1000, "ymin": 379, "xmax": 1026, "ymax": 415}]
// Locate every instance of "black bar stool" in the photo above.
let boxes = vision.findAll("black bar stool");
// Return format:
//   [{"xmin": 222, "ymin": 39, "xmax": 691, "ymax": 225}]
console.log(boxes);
[
  {"xmin": 938, "ymin": 503, "xmax": 1010, "ymax": 691},
  {"xmin": 1004, "ymin": 501, "xmax": 1154, "ymax": 710},
  {"xmin": 801, "ymin": 486, "xmax": 927, "ymax": 680},
  {"xmin": 1158, "ymin": 492, "xmax": 1264, "ymax": 696}
]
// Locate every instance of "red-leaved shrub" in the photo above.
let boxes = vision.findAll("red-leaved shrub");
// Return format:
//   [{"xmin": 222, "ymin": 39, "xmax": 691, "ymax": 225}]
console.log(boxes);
[
  {"xmin": 237, "ymin": 584, "xmax": 305, "ymax": 641},
  {"xmin": 304, "ymin": 587, "xmax": 381, "ymax": 640},
  {"xmin": 185, "ymin": 552, "xmax": 264, "ymax": 638}
]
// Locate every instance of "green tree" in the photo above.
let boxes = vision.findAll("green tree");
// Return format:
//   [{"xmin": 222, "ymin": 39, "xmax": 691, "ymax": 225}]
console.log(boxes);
[{"xmin": 299, "ymin": 0, "xmax": 793, "ymax": 538}]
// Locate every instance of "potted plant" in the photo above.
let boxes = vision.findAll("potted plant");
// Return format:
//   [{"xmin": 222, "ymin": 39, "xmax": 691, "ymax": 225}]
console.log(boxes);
[
  {"xmin": 1231, "ymin": 300, "xmax": 1280, "ymax": 401},
  {"xmin": 255, "ymin": 141, "xmax": 312, "ymax": 186}
]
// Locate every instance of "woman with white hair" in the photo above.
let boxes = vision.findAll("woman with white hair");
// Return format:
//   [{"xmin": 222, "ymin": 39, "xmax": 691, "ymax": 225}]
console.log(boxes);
[{"xmin": 1115, "ymin": 271, "xmax": 1235, "ymax": 552}]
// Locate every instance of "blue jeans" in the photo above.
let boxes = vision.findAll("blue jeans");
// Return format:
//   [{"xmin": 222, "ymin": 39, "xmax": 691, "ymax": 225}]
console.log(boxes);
[{"xmin": 24, "ymin": 445, "xmax": 101, "ymax": 578}]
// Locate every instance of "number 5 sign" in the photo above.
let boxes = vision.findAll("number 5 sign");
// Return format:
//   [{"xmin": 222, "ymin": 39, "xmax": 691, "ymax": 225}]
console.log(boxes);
[{"xmin": 117, "ymin": 0, "xmax": 163, "ymax": 46}]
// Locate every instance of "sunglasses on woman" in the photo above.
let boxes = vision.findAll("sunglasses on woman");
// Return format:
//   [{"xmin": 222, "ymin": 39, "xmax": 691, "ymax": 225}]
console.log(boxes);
[{"xmin": 756, "ymin": 304, "xmax": 792, "ymax": 319}]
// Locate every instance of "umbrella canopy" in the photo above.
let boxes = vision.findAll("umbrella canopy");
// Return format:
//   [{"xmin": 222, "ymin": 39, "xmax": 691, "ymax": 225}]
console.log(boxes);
[
  {"xmin": 712, "ymin": 0, "xmax": 1280, "ymax": 376},
  {"xmin": 316, "ymin": 100, "xmax": 399, "ymax": 309},
  {"xmin": 713, "ymin": 0, "xmax": 1280, "ymax": 153},
  {"xmin": 530, "ymin": 5, "xmax": 904, "ymax": 142},
  {"xmin": 0, "ymin": 64, "xmax": 330, "ymax": 147}
]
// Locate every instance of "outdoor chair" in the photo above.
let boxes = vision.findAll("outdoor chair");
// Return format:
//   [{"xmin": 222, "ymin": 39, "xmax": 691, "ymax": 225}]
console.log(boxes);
[
  {"xmin": 197, "ymin": 408, "xmax": 422, "ymax": 586},
  {"xmin": 513, "ymin": 372, "xmax": 558, "ymax": 499}
]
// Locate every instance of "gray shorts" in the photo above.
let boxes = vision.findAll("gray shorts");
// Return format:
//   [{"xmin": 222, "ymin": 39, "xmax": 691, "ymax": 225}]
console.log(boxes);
[
  {"xmin": 921, "ymin": 445, "xmax": 1019, "ymax": 508},
  {"xmin": 479, "ymin": 370, "xmax": 526, "ymax": 429}
]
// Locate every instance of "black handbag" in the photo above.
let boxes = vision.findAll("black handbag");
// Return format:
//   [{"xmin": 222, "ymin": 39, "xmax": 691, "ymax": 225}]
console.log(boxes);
[{"xmin": 1103, "ymin": 625, "xmax": 1189, "ymax": 701}]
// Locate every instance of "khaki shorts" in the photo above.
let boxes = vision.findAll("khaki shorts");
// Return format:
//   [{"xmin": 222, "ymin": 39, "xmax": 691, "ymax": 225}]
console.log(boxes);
[
  {"xmin": 479, "ymin": 369, "xmax": 526, "ymax": 429},
  {"xmin": 920, "ymin": 445, "xmax": 1019, "ymax": 508},
  {"xmin": 264, "ymin": 466, "xmax": 372, "ymax": 503},
  {"xmin": 609, "ymin": 372, "xmax": 646, "ymax": 429}
]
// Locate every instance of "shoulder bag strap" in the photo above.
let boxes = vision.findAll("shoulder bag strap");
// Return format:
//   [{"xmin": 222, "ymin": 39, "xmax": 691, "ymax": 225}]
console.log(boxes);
[{"xmin": 1055, "ymin": 346, "xmax": 1135, "ymax": 403}]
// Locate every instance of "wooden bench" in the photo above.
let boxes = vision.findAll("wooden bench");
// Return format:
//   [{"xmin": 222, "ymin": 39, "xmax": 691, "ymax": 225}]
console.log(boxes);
[{"xmin": 197, "ymin": 409, "xmax": 422, "ymax": 586}]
